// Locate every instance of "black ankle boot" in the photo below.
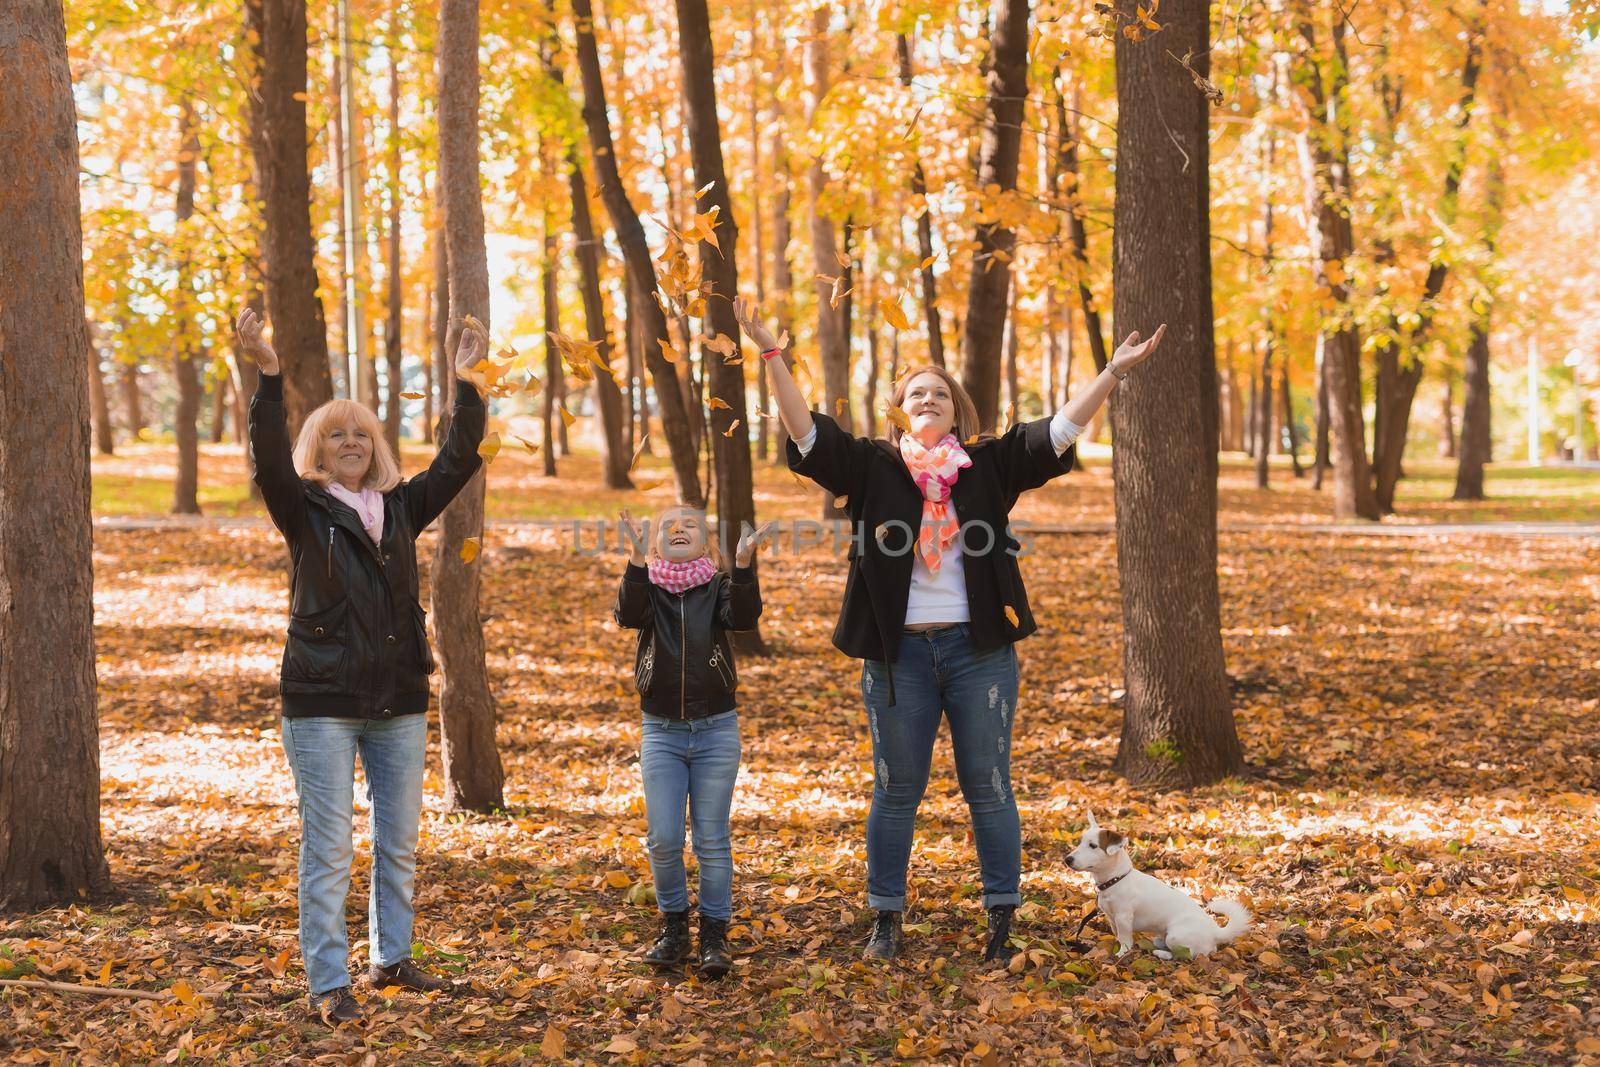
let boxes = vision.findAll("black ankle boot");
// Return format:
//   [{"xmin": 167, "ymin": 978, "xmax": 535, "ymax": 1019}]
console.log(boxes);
[
  {"xmin": 698, "ymin": 915, "xmax": 731, "ymax": 978},
  {"xmin": 984, "ymin": 905, "xmax": 1016, "ymax": 963},
  {"xmin": 863, "ymin": 910, "xmax": 903, "ymax": 961},
  {"xmin": 643, "ymin": 910, "xmax": 692, "ymax": 968}
]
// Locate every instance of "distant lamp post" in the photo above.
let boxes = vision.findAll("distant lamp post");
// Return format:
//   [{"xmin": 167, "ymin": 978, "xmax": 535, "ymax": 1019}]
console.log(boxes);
[{"xmin": 1564, "ymin": 349, "xmax": 1586, "ymax": 462}]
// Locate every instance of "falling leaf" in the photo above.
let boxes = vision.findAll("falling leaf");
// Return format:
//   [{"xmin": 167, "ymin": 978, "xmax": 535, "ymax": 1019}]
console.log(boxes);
[
  {"xmin": 513, "ymin": 434, "xmax": 541, "ymax": 455},
  {"xmin": 559, "ymin": 405, "xmax": 576, "ymax": 428},
  {"xmin": 694, "ymin": 180, "xmax": 716, "ymax": 199},
  {"xmin": 658, "ymin": 338, "xmax": 680, "ymax": 364},
  {"xmin": 709, "ymin": 396, "xmax": 732, "ymax": 411},
  {"xmin": 833, "ymin": 495, "xmax": 848, "ymax": 509},
  {"xmin": 400, "ymin": 391, "xmax": 424, "ymax": 400},
  {"xmin": 880, "ymin": 298, "xmax": 912, "ymax": 332},
  {"xmin": 722, "ymin": 419, "xmax": 742, "ymax": 437},
  {"xmin": 629, "ymin": 435, "xmax": 649, "ymax": 470},
  {"xmin": 883, "ymin": 405, "xmax": 912, "ymax": 431},
  {"xmin": 459, "ymin": 537, "xmax": 481, "ymax": 563},
  {"xmin": 477, "ymin": 432, "xmax": 502, "ymax": 462},
  {"xmin": 834, "ymin": 248, "xmax": 851, "ymax": 269},
  {"xmin": 1004, "ymin": 605, "xmax": 1020, "ymax": 626},
  {"xmin": 633, "ymin": 476, "xmax": 668, "ymax": 491},
  {"xmin": 918, "ymin": 255, "xmax": 936, "ymax": 270},
  {"xmin": 835, "ymin": 398, "xmax": 848, "ymax": 417}
]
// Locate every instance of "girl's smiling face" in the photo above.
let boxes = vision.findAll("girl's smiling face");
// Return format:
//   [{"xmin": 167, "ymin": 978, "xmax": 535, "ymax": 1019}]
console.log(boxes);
[
  {"xmin": 904, "ymin": 371, "xmax": 957, "ymax": 443},
  {"xmin": 657, "ymin": 507, "xmax": 709, "ymax": 562}
]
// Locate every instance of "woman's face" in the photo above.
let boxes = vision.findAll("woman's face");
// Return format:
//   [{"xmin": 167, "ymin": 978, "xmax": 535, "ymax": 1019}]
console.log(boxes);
[
  {"xmin": 319, "ymin": 418, "xmax": 374, "ymax": 488},
  {"xmin": 657, "ymin": 507, "xmax": 709, "ymax": 562},
  {"xmin": 904, "ymin": 371, "xmax": 956, "ymax": 443}
]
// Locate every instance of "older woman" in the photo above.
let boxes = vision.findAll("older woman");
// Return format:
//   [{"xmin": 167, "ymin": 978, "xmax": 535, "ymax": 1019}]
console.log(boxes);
[
  {"xmin": 237, "ymin": 307, "xmax": 487, "ymax": 1024},
  {"xmin": 732, "ymin": 297, "xmax": 1164, "ymax": 964}
]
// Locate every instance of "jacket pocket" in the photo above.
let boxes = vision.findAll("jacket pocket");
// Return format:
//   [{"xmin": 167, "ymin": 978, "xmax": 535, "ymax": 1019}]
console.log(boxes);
[
  {"xmin": 709, "ymin": 639, "xmax": 736, "ymax": 692},
  {"xmin": 635, "ymin": 631, "xmax": 656, "ymax": 694},
  {"xmin": 412, "ymin": 601, "xmax": 436, "ymax": 675},
  {"xmin": 284, "ymin": 598, "xmax": 351, "ymax": 684}
]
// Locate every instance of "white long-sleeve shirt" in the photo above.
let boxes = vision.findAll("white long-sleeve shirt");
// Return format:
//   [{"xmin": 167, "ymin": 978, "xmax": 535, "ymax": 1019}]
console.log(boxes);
[{"xmin": 795, "ymin": 410, "xmax": 1083, "ymax": 626}]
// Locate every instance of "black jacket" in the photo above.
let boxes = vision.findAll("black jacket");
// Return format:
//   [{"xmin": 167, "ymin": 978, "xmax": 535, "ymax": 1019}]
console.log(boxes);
[
  {"xmin": 787, "ymin": 413, "xmax": 1074, "ymax": 689},
  {"xmin": 249, "ymin": 373, "xmax": 486, "ymax": 719},
  {"xmin": 613, "ymin": 562, "xmax": 762, "ymax": 719}
]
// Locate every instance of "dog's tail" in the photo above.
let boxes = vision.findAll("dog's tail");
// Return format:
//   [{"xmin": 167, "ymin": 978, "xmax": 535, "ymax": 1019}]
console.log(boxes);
[{"xmin": 1207, "ymin": 898, "xmax": 1251, "ymax": 944}]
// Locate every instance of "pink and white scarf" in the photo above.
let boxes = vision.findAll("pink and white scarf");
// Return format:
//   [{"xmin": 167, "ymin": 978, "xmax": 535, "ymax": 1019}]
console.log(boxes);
[
  {"xmin": 327, "ymin": 483, "xmax": 385, "ymax": 544},
  {"xmin": 648, "ymin": 555, "xmax": 718, "ymax": 594},
  {"xmin": 898, "ymin": 432, "xmax": 972, "ymax": 573}
]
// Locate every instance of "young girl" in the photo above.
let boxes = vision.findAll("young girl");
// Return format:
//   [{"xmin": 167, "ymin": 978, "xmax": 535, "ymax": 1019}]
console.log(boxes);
[{"xmin": 613, "ymin": 506, "xmax": 766, "ymax": 977}]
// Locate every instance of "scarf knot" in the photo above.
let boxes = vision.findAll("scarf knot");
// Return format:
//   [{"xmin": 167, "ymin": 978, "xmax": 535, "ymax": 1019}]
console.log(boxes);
[
  {"xmin": 326, "ymin": 483, "xmax": 385, "ymax": 544},
  {"xmin": 898, "ymin": 433, "xmax": 972, "ymax": 572},
  {"xmin": 647, "ymin": 555, "xmax": 718, "ymax": 594}
]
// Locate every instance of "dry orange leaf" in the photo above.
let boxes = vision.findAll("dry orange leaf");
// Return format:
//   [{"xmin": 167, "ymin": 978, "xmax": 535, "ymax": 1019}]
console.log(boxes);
[{"xmin": 459, "ymin": 537, "xmax": 481, "ymax": 563}]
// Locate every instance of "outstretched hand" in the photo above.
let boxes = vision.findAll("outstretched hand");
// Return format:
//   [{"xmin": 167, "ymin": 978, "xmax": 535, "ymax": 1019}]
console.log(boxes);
[
  {"xmin": 732, "ymin": 296, "xmax": 779, "ymax": 352},
  {"xmin": 735, "ymin": 520, "xmax": 775, "ymax": 568},
  {"xmin": 1110, "ymin": 323, "xmax": 1167, "ymax": 374},
  {"xmin": 234, "ymin": 308, "xmax": 280, "ymax": 376},
  {"xmin": 454, "ymin": 319, "xmax": 488, "ymax": 377},
  {"xmin": 619, "ymin": 509, "xmax": 649, "ymax": 566}
]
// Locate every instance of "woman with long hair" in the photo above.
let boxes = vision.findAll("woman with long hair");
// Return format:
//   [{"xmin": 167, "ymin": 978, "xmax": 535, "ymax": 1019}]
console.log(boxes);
[
  {"xmin": 237, "ymin": 307, "xmax": 487, "ymax": 1024},
  {"xmin": 732, "ymin": 296, "xmax": 1164, "ymax": 963}
]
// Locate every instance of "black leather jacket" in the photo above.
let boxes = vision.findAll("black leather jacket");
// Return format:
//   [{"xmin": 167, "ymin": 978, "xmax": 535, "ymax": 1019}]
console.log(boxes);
[
  {"xmin": 613, "ymin": 563, "xmax": 761, "ymax": 719},
  {"xmin": 249, "ymin": 374, "xmax": 485, "ymax": 719}
]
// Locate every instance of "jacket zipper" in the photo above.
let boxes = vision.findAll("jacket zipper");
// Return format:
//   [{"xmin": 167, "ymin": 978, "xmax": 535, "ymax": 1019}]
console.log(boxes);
[
  {"xmin": 678, "ymin": 596, "xmax": 686, "ymax": 719},
  {"xmin": 327, "ymin": 525, "xmax": 335, "ymax": 579}
]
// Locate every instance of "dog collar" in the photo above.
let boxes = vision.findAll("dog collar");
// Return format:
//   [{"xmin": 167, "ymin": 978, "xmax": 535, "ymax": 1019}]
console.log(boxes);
[{"xmin": 1096, "ymin": 872, "xmax": 1128, "ymax": 893}]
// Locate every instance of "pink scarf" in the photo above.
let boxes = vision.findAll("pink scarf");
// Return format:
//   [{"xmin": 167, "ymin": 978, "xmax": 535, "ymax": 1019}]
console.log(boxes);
[
  {"xmin": 326, "ymin": 483, "xmax": 385, "ymax": 544},
  {"xmin": 648, "ymin": 555, "xmax": 718, "ymax": 595},
  {"xmin": 898, "ymin": 432, "xmax": 972, "ymax": 573}
]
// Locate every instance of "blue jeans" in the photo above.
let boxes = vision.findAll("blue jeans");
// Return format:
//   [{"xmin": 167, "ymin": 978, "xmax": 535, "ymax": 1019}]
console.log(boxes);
[
  {"xmin": 861, "ymin": 624, "xmax": 1021, "ymax": 911},
  {"xmin": 639, "ymin": 710, "xmax": 740, "ymax": 920},
  {"xmin": 281, "ymin": 714, "xmax": 428, "ymax": 995}
]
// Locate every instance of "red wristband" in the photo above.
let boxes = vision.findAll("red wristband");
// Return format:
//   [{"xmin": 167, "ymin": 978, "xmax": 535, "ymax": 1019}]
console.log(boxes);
[{"xmin": 760, "ymin": 347, "xmax": 781, "ymax": 361}]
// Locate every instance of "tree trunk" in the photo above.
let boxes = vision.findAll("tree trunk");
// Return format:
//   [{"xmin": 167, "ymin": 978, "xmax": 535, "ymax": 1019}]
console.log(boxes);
[
  {"xmin": 1244, "ymin": 363, "xmax": 1257, "ymax": 458},
  {"xmin": 898, "ymin": 32, "xmax": 945, "ymax": 368},
  {"xmin": 1455, "ymin": 110, "xmax": 1503, "ymax": 499},
  {"xmin": 541, "ymin": 194, "xmax": 559, "ymax": 477},
  {"xmin": 1002, "ymin": 287, "xmax": 1020, "ymax": 426},
  {"xmin": 1111, "ymin": 0, "xmax": 1241, "ymax": 789},
  {"xmin": 210, "ymin": 372, "xmax": 230, "ymax": 444},
  {"xmin": 675, "ymin": 0, "xmax": 762, "ymax": 621},
  {"xmin": 1370, "ymin": 21, "xmax": 1481, "ymax": 514},
  {"xmin": 1254, "ymin": 337, "xmax": 1273, "ymax": 489},
  {"xmin": 1312, "ymin": 331, "xmax": 1330, "ymax": 489},
  {"xmin": 85, "ymin": 320, "xmax": 114, "ymax": 454},
  {"xmin": 434, "ymin": 0, "xmax": 504, "ymax": 813},
  {"xmin": 248, "ymin": 0, "xmax": 334, "ymax": 432},
  {"xmin": 1294, "ymin": 8, "xmax": 1378, "ymax": 520},
  {"xmin": 429, "ymin": 204, "xmax": 447, "ymax": 443},
  {"xmin": 805, "ymin": 6, "xmax": 851, "ymax": 436},
  {"xmin": 336, "ymin": 0, "xmax": 373, "ymax": 408},
  {"xmin": 1438, "ymin": 375, "xmax": 1457, "ymax": 458},
  {"xmin": 1057, "ymin": 76, "xmax": 1109, "ymax": 375},
  {"xmin": 383, "ymin": 30, "xmax": 404, "ymax": 453},
  {"xmin": 959, "ymin": 0, "xmax": 1029, "ymax": 428},
  {"xmin": 1281, "ymin": 358, "xmax": 1304, "ymax": 476},
  {"xmin": 172, "ymin": 99, "xmax": 203, "ymax": 516},
  {"xmin": 0, "ymin": 0, "xmax": 112, "ymax": 907},
  {"xmin": 121, "ymin": 359, "xmax": 144, "ymax": 441},
  {"xmin": 863, "ymin": 230, "xmax": 881, "ymax": 439},
  {"xmin": 749, "ymin": 2, "xmax": 771, "ymax": 460},
  {"xmin": 572, "ymin": 0, "xmax": 703, "ymax": 504},
  {"xmin": 769, "ymin": 124, "xmax": 794, "ymax": 460}
]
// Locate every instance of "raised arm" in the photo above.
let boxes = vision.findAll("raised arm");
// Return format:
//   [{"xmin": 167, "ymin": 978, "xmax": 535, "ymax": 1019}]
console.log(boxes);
[
  {"xmin": 1059, "ymin": 324, "xmax": 1167, "ymax": 429},
  {"xmin": 237, "ymin": 308, "xmax": 307, "ymax": 536},
  {"xmin": 733, "ymin": 297, "xmax": 813, "ymax": 445},
  {"xmin": 402, "ymin": 324, "xmax": 488, "ymax": 532}
]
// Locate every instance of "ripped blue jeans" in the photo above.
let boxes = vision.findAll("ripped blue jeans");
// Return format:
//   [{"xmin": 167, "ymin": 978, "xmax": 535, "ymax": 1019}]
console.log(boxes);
[{"xmin": 860, "ymin": 624, "xmax": 1021, "ymax": 911}]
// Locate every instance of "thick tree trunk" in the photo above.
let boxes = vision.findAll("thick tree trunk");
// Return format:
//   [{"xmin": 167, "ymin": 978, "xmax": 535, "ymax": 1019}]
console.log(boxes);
[
  {"xmin": 959, "ymin": 0, "xmax": 1029, "ymax": 428},
  {"xmin": 384, "ymin": 33, "xmax": 404, "ymax": 453},
  {"xmin": 172, "ymin": 100, "xmax": 203, "ymax": 516},
  {"xmin": 805, "ymin": 6, "xmax": 851, "ymax": 436},
  {"xmin": 85, "ymin": 321, "xmax": 114, "ymax": 454},
  {"xmin": 1455, "ymin": 118, "xmax": 1504, "ymax": 499},
  {"xmin": 675, "ymin": 0, "xmax": 761, "ymax": 631},
  {"xmin": 1111, "ymin": 0, "xmax": 1241, "ymax": 789},
  {"xmin": 249, "ymin": 0, "xmax": 334, "ymax": 431},
  {"xmin": 572, "ymin": 0, "xmax": 702, "ymax": 504},
  {"xmin": 898, "ymin": 33, "xmax": 945, "ymax": 368},
  {"xmin": 429, "ymin": 207, "xmax": 447, "ymax": 443},
  {"xmin": 1294, "ymin": 9, "xmax": 1378, "ymax": 520},
  {"xmin": 769, "ymin": 127, "xmax": 795, "ymax": 461},
  {"xmin": 434, "ymin": 0, "xmax": 504, "ymax": 813},
  {"xmin": 0, "ymin": 0, "xmax": 112, "ymax": 907},
  {"xmin": 749, "ymin": 6, "xmax": 771, "ymax": 461}
]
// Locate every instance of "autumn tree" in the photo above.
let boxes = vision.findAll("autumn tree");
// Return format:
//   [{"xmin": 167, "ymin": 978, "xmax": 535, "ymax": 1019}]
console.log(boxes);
[
  {"xmin": 245, "ymin": 0, "xmax": 333, "ymax": 431},
  {"xmin": 959, "ymin": 0, "xmax": 1030, "ymax": 428},
  {"xmin": 0, "ymin": 0, "xmax": 112, "ymax": 907},
  {"xmin": 1111, "ymin": 0, "xmax": 1242, "ymax": 787},
  {"xmin": 571, "ymin": 0, "xmax": 703, "ymax": 505},
  {"xmin": 434, "ymin": 0, "xmax": 505, "ymax": 812},
  {"xmin": 172, "ymin": 100, "xmax": 202, "ymax": 516},
  {"xmin": 804, "ymin": 5, "xmax": 851, "ymax": 436}
]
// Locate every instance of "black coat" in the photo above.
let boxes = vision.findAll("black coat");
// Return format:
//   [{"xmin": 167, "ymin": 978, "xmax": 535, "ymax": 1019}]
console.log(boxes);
[
  {"xmin": 787, "ymin": 413, "xmax": 1074, "ymax": 695},
  {"xmin": 249, "ymin": 373, "xmax": 486, "ymax": 719},
  {"xmin": 613, "ymin": 562, "xmax": 762, "ymax": 719}
]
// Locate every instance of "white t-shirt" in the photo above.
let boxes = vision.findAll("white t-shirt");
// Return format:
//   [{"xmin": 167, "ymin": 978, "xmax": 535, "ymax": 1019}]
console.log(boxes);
[{"xmin": 795, "ymin": 410, "xmax": 1083, "ymax": 626}]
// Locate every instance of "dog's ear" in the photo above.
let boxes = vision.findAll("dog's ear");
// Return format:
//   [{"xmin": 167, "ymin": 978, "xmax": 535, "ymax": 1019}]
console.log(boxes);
[
  {"xmin": 1086, "ymin": 810, "xmax": 1099, "ymax": 830},
  {"xmin": 1101, "ymin": 829, "xmax": 1126, "ymax": 856}
]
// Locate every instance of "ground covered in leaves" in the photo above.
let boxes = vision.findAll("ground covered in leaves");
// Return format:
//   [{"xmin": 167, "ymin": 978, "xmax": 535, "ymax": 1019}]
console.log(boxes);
[{"xmin": 4, "ymin": 500, "xmax": 1599, "ymax": 1062}]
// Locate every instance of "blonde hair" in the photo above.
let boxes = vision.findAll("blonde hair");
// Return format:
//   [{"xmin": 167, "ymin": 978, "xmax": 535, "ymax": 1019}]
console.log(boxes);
[
  {"xmin": 293, "ymin": 399, "xmax": 403, "ymax": 492},
  {"xmin": 650, "ymin": 504, "xmax": 725, "ymax": 568},
  {"xmin": 886, "ymin": 364, "xmax": 986, "ymax": 446}
]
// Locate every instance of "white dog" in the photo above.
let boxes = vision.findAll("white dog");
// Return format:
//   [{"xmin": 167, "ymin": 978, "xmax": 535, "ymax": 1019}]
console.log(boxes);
[{"xmin": 1066, "ymin": 813, "xmax": 1251, "ymax": 959}]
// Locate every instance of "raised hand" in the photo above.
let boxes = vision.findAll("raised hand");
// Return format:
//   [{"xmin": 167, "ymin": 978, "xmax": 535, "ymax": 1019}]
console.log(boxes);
[
  {"xmin": 735, "ymin": 520, "xmax": 775, "ymax": 568},
  {"xmin": 235, "ymin": 307, "xmax": 281, "ymax": 376},
  {"xmin": 619, "ymin": 509, "xmax": 649, "ymax": 566},
  {"xmin": 454, "ymin": 318, "xmax": 488, "ymax": 377},
  {"xmin": 732, "ymin": 296, "xmax": 779, "ymax": 352},
  {"xmin": 1110, "ymin": 323, "xmax": 1167, "ymax": 375}
]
